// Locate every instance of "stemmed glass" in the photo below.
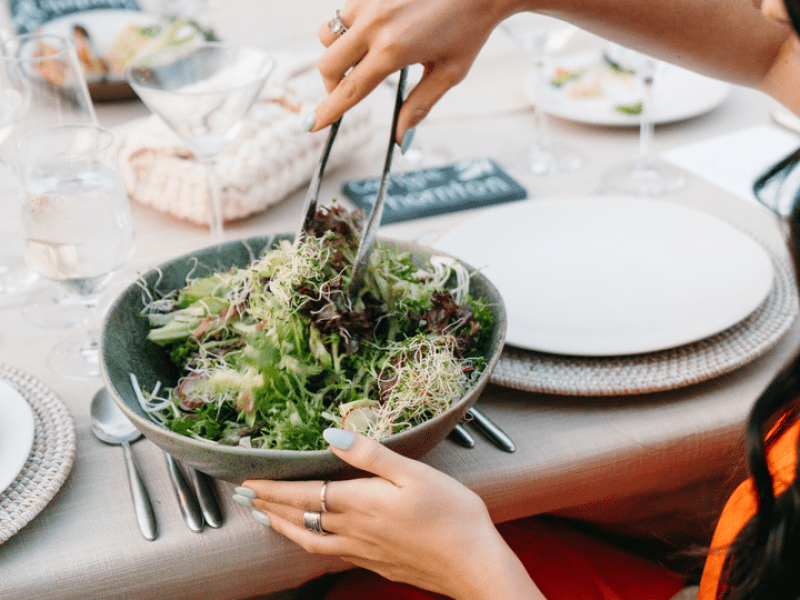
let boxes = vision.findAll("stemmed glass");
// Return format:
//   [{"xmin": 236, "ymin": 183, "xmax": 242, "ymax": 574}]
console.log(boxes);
[
  {"xmin": 499, "ymin": 13, "xmax": 582, "ymax": 176},
  {"xmin": 601, "ymin": 43, "xmax": 686, "ymax": 195},
  {"xmin": 1, "ymin": 33, "xmax": 100, "ymax": 327},
  {"xmin": 17, "ymin": 124, "xmax": 135, "ymax": 380},
  {"xmin": 126, "ymin": 41, "xmax": 273, "ymax": 241}
]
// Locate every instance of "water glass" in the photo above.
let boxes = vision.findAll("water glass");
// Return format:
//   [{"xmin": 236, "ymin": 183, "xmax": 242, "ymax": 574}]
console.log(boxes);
[{"xmin": 17, "ymin": 124, "xmax": 135, "ymax": 379}]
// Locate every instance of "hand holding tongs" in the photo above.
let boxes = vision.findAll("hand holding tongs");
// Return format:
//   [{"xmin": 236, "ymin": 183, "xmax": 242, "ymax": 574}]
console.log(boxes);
[{"xmin": 296, "ymin": 67, "xmax": 409, "ymax": 301}]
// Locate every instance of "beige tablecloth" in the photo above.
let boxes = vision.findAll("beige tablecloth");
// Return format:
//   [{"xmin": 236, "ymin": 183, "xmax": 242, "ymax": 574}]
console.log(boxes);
[{"xmin": 1, "ymin": 3, "xmax": 799, "ymax": 599}]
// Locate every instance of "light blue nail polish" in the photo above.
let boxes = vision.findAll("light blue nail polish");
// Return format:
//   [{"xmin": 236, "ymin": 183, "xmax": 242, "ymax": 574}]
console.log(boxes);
[
  {"xmin": 252, "ymin": 509, "xmax": 271, "ymax": 527},
  {"xmin": 301, "ymin": 112, "xmax": 316, "ymax": 132},
  {"xmin": 235, "ymin": 486, "xmax": 257, "ymax": 499},
  {"xmin": 323, "ymin": 427, "xmax": 354, "ymax": 450},
  {"xmin": 232, "ymin": 493, "xmax": 253, "ymax": 507},
  {"xmin": 400, "ymin": 128, "xmax": 416, "ymax": 155}
]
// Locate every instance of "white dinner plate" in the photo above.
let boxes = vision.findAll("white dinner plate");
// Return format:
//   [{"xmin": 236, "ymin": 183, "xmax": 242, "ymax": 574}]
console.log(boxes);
[
  {"xmin": 434, "ymin": 196, "xmax": 775, "ymax": 356},
  {"xmin": 524, "ymin": 50, "xmax": 731, "ymax": 126},
  {"xmin": 0, "ymin": 379, "xmax": 35, "ymax": 493}
]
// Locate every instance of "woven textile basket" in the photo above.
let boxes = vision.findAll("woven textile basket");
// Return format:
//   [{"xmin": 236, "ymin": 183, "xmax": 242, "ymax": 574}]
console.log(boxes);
[{"xmin": 118, "ymin": 53, "xmax": 372, "ymax": 225}]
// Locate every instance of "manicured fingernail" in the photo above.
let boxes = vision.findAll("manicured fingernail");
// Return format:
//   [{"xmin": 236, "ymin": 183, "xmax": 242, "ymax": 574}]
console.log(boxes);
[
  {"xmin": 400, "ymin": 128, "xmax": 416, "ymax": 155},
  {"xmin": 301, "ymin": 112, "xmax": 316, "ymax": 132},
  {"xmin": 235, "ymin": 486, "xmax": 257, "ymax": 499},
  {"xmin": 232, "ymin": 493, "xmax": 253, "ymax": 507},
  {"xmin": 323, "ymin": 427, "xmax": 354, "ymax": 450},
  {"xmin": 252, "ymin": 509, "xmax": 271, "ymax": 527}
]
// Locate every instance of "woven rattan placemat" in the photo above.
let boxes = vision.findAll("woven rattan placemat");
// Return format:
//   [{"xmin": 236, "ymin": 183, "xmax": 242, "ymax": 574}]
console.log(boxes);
[
  {"xmin": 0, "ymin": 364, "xmax": 76, "ymax": 543},
  {"xmin": 490, "ymin": 243, "xmax": 799, "ymax": 396}
]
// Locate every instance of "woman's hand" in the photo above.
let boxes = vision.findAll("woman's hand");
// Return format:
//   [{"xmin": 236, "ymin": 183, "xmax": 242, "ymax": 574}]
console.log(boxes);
[
  {"xmin": 307, "ymin": 0, "xmax": 516, "ymax": 145},
  {"xmin": 240, "ymin": 428, "xmax": 543, "ymax": 600}
]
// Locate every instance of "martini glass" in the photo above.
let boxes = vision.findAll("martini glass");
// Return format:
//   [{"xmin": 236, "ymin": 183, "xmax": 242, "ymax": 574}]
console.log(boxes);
[
  {"xmin": 500, "ymin": 13, "xmax": 582, "ymax": 176},
  {"xmin": 126, "ymin": 41, "xmax": 273, "ymax": 241},
  {"xmin": 1, "ymin": 33, "xmax": 98, "ymax": 325},
  {"xmin": 601, "ymin": 43, "xmax": 686, "ymax": 195}
]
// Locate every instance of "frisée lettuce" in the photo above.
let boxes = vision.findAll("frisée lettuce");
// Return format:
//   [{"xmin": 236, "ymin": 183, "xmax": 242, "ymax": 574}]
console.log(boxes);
[{"xmin": 139, "ymin": 205, "xmax": 493, "ymax": 451}]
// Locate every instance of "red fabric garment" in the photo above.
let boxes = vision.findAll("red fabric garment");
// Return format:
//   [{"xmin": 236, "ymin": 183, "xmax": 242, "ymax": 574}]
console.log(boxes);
[{"xmin": 324, "ymin": 516, "xmax": 687, "ymax": 600}]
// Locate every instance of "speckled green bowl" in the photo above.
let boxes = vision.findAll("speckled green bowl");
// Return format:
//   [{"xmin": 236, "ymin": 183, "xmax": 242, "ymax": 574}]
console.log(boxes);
[{"xmin": 100, "ymin": 235, "xmax": 506, "ymax": 484}]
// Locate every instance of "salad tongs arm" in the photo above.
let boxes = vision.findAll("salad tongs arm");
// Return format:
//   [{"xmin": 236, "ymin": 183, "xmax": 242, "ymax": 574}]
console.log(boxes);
[
  {"xmin": 295, "ymin": 117, "xmax": 343, "ymax": 241},
  {"xmin": 293, "ymin": 67, "xmax": 408, "ymax": 298},
  {"xmin": 348, "ymin": 66, "xmax": 408, "ymax": 301}
]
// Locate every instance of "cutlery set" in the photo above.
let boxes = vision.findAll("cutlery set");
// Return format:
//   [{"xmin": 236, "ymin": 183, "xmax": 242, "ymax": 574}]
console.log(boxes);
[
  {"xmin": 449, "ymin": 409, "xmax": 516, "ymax": 452},
  {"xmin": 91, "ymin": 387, "xmax": 222, "ymax": 540}
]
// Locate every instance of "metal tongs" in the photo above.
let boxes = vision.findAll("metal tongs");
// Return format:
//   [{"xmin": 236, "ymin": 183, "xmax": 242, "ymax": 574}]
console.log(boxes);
[
  {"xmin": 296, "ymin": 70, "xmax": 515, "ymax": 454},
  {"xmin": 296, "ymin": 67, "xmax": 409, "ymax": 301}
]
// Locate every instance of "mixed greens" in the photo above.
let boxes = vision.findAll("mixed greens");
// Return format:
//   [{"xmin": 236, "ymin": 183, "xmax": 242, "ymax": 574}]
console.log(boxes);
[{"xmin": 139, "ymin": 206, "xmax": 493, "ymax": 451}]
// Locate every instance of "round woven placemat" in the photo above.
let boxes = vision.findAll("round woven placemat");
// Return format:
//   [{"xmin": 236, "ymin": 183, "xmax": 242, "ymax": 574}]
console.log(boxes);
[
  {"xmin": 490, "ymin": 243, "xmax": 799, "ymax": 396},
  {"xmin": 0, "ymin": 364, "xmax": 76, "ymax": 543}
]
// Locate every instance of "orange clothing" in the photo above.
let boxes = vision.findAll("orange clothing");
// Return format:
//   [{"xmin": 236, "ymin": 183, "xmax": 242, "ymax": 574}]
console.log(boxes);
[{"xmin": 697, "ymin": 416, "xmax": 800, "ymax": 600}]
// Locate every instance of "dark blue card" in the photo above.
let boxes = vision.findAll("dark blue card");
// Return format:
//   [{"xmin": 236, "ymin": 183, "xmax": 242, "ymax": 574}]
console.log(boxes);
[
  {"xmin": 10, "ymin": 0, "xmax": 140, "ymax": 33},
  {"xmin": 343, "ymin": 158, "xmax": 528, "ymax": 225}
]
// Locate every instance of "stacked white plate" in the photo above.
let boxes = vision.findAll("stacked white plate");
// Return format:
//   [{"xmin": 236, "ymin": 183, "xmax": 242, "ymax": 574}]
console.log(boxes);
[{"xmin": 433, "ymin": 196, "xmax": 798, "ymax": 395}]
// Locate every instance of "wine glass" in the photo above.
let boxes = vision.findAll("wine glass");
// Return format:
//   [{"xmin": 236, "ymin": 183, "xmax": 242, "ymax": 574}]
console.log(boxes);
[
  {"xmin": 17, "ymin": 124, "xmax": 135, "ymax": 380},
  {"xmin": 499, "ymin": 13, "xmax": 582, "ymax": 176},
  {"xmin": 601, "ymin": 43, "xmax": 687, "ymax": 195},
  {"xmin": 126, "ymin": 41, "xmax": 273, "ymax": 241},
  {"xmin": 1, "ymin": 33, "xmax": 100, "ymax": 325}
]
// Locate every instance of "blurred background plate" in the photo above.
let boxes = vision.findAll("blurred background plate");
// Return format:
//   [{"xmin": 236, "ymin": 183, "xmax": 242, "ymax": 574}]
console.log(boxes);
[
  {"xmin": 434, "ymin": 196, "xmax": 774, "ymax": 356},
  {"xmin": 39, "ymin": 9, "xmax": 159, "ymax": 101},
  {"xmin": 526, "ymin": 50, "xmax": 731, "ymax": 126}
]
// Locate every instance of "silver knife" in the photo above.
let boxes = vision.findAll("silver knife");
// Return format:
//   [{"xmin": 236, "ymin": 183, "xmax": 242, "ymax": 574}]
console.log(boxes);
[
  {"xmin": 448, "ymin": 423, "xmax": 476, "ymax": 448},
  {"xmin": 188, "ymin": 466, "xmax": 223, "ymax": 528},
  {"xmin": 467, "ymin": 407, "xmax": 516, "ymax": 453},
  {"xmin": 163, "ymin": 453, "xmax": 204, "ymax": 532}
]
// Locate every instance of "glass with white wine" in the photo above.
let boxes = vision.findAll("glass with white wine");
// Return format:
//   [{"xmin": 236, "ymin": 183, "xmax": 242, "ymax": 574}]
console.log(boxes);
[{"xmin": 17, "ymin": 124, "xmax": 135, "ymax": 379}]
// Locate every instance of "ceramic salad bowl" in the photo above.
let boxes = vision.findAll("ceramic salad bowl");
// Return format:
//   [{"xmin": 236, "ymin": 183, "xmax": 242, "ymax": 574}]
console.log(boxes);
[{"xmin": 99, "ymin": 234, "xmax": 506, "ymax": 483}]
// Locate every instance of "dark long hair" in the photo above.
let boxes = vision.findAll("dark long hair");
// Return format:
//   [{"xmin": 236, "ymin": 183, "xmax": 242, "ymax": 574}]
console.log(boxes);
[{"xmin": 718, "ymin": 126, "xmax": 800, "ymax": 598}]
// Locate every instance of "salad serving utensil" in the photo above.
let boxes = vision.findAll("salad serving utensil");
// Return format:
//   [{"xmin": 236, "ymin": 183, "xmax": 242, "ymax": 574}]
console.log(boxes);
[
  {"xmin": 90, "ymin": 388, "xmax": 157, "ymax": 541},
  {"xmin": 296, "ymin": 67, "xmax": 409, "ymax": 301}
]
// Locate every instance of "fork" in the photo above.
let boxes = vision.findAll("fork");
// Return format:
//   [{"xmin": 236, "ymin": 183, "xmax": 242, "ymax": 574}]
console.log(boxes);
[{"xmin": 295, "ymin": 67, "xmax": 409, "ymax": 301}]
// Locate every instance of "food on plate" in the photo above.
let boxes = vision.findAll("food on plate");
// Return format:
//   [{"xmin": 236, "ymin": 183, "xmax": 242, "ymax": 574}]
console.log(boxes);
[
  {"xmin": 137, "ymin": 205, "xmax": 494, "ymax": 451},
  {"xmin": 614, "ymin": 102, "xmax": 643, "ymax": 115},
  {"xmin": 550, "ymin": 67, "xmax": 585, "ymax": 87},
  {"xmin": 72, "ymin": 24, "xmax": 109, "ymax": 79},
  {"xmin": 104, "ymin": 17, "xmax": 216, "ymax": 76}
]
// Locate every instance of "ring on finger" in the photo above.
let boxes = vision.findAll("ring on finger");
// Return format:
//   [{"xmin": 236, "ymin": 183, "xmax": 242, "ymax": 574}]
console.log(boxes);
[
  {"xmin": 328, "ymin": 10, "xmax": 348, "ymax": 36},
  {"xmin": 303, "ymin": 510, "xmax": 328, "ymax": 535},
  {"xmin": 320, "ymin": 480, "xmax": 330, "ymax": 512}
]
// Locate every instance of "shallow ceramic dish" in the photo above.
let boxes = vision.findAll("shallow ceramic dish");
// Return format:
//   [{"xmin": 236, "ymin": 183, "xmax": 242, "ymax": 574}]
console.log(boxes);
[{"xmin": 100, "ymin": 235, "xmax": 506, "ymax": 483}]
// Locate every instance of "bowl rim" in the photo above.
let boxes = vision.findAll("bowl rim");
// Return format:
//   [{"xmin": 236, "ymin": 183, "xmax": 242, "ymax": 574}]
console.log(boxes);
[{"xmin": 100, "ymin": 234, "xmax": 507, "ymax": 458}]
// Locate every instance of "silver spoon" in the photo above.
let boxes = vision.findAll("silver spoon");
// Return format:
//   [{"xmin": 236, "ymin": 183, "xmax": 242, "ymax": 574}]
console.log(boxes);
[{"xmin": 90, "ymin": 388, "xmax": 158, "ymax": 541}]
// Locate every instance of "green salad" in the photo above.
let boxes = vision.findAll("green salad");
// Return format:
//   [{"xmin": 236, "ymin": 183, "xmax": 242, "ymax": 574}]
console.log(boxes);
[{"xmin": 139, "ymin": 206, "xmax": 493, "ymax": 451}]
